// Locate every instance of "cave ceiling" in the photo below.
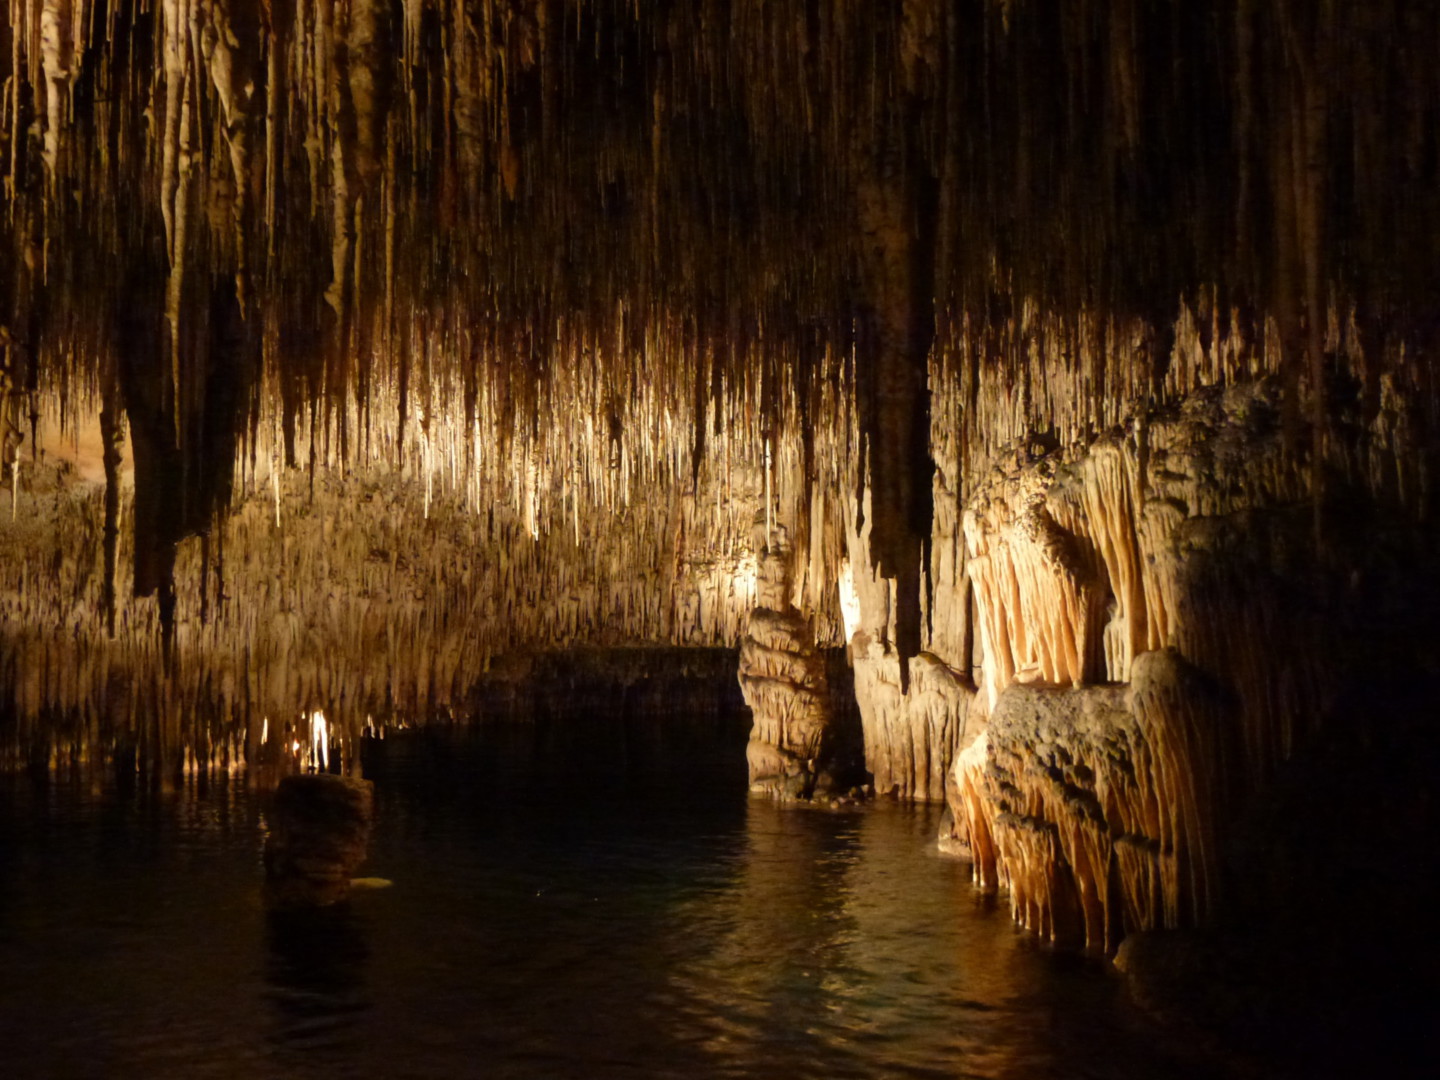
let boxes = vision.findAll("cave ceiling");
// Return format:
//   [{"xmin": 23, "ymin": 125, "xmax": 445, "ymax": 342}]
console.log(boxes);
[{"xmin": 1, "ymin": 1, "xmax": 1437, "ymax": 673}]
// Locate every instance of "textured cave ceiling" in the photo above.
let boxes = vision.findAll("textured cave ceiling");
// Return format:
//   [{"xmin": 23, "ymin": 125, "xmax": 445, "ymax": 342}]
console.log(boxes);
[{"xmin": 1, "ymin": 0, "xmax": 1437, "ymax": 675}]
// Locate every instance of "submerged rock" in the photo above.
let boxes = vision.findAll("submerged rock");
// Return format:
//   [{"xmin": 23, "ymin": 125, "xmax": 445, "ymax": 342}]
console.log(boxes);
[{"xmin": 264, "ymin": 774, "xmax": 375, "ymax": 908}]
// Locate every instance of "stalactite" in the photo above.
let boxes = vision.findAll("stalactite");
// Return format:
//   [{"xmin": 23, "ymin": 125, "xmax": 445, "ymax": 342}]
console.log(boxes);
[
  {"xmin": 36, "ymin": 0, "xmax": 71, "ymax": 188},
  {"xmin": 0, "ymin": 2, "xmax": 1435, "ymax": 831},
  {"xmin": 200, "ymin": 0, "xmax": 259, "ymax": 310},
  {"xmin": 98, "ymin": 374, "xmax": 120, "ymax": 637}
]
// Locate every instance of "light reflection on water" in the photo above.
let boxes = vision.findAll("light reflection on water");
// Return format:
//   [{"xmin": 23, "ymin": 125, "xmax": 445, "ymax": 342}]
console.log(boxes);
[{"xmin": 0, "ymin": 721, "xmax": 1229, "ymax": 1079}]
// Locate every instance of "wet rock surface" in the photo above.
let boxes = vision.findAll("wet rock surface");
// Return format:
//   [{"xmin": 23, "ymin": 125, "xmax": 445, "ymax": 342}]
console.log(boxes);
[
  {"xmin": 739, "ymin": 531, "xmax": 860, "ymax": 803},
  {"xmin": 264, "ymin": 773, "xmax": 375, "ymax": 908}
]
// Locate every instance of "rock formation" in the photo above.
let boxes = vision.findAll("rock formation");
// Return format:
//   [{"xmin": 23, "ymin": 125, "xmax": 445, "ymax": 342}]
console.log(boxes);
[
  {"xmin": 264, "ymin": 773, "xmax": 375, "ymax": 908},
  {"xmin": 738, "ymin": 528, "xmax": 843, "ymax": 801},
  {"xmin": 948, "ymin": 378, "xmax": 1436, "ymax": 952},
  {"xmin": 0, "ymin": 6, "xmax": 1436, "ymax": 1058}
]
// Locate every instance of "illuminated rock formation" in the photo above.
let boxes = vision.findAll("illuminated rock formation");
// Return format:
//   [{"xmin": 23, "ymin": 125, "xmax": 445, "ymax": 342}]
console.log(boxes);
[
  {"xmin": 850, "ymin": 646, "xmax": 975, "ymax": 803},
  {"xmin": 953, "ymin": 652, "xmax": 1223, "ymax": 950},
  {"xmin": 738, "ymin": 529, "xmax": 840, "ymax": 801},
  {"xmin": 0, "ymin": 8, "xmax": 1435, "ymax": 1036},
  {"xmin": 837, "ymin": 490, "xmax": 980, "ymax": 805},
  {"xmin": 947, "ymin": 376, "xmax": 1435, "ymax": 950}
]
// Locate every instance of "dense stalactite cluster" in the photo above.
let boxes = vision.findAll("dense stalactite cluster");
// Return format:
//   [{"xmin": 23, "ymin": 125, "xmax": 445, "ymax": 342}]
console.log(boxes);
[
  {"xmin": 1, "ymin": 4, "xmax": 1437, "ymax": 977},
  {"xmin": 0, "ymin": 440, "xmax": 771, "ymax": 775},
  {"xmin": 4, "ymin": 2, "xmax": 1434, "ymax": 662}
]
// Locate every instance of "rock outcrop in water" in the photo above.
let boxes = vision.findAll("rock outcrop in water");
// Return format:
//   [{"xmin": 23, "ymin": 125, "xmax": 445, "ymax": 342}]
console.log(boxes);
[
  {"xmin": 739, "ymin": 529, "xmax": 841, "ymax": 801},
  {"xmin": 944, "ymin": 379, "xmax": 1437, "ymax": 954},
  {"xmin": 264, "ymin": 773, "xmax": 375, "ymax": 908}
]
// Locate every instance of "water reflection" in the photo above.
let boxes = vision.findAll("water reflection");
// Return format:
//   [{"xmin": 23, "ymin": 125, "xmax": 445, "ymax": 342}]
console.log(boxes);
[
  {"xmin": 658, "ymin": 802, "xmax": 1105, "ymax": 1079},
  {"xmin": 1, "ymin": 725, "xmax": 1231, "ymax": 1080},
  {"xmin": 264, "ymin": 906, "xmax": 372, "ymax": 1060},
  {"xmin": 666, "ymin": 805, "xmax": 867, "ymax": 1072}
]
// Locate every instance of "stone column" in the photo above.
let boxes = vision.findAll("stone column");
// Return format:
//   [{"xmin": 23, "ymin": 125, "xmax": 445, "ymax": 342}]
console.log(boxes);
[
  {"xmin": 738, "ymin": 529, "xmax": 840, "ymax": 801},
  {"xmin": 264, "ymin": 773, "xmax": 375, "ymax": 907}
]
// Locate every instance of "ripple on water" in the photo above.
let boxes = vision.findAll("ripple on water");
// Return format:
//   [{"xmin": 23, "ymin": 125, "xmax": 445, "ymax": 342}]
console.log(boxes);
[{"xmin": 1, "ymin": 727, "xmax": 1234, "ymax": 1079}]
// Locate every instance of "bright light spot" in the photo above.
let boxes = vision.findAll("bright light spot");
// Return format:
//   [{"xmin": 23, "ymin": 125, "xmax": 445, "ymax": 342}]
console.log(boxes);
[
  {"xmin": 839, "ymin": 559, "xmax": 862, "ymax": 645},
  {"xmin": 763, "ymin": 438, "xmax": 773, "ymax": 542},
  {"xmin": 525, "ymin": 455, "xmax": 541, "ymax": 540},
  {"xmin": 261, "ymin": 716, "xmax": 269, "ymax": 744},
  {"xmin": 309, "ymin": 709, "xmax": 329, "ymax": 771}
]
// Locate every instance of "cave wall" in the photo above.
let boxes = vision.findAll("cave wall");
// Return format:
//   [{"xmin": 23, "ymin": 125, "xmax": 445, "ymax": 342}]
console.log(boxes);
[{"xmin": 945, "ymin": 366, "xmax": 1435, "ymax": 947}]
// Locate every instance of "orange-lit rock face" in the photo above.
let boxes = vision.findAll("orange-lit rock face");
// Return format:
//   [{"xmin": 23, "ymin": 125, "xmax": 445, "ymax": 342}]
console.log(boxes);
[
  {"xmin": 739, "ymin": 532, "xmax": 836, "ymax": 801},
  {"xmin": 946, "ymin": 378, "xmax": 1433, "ymax": 948},
  {"xmin": 955, "ymin": 654, "xmax": 1224, "ymax": 951}
]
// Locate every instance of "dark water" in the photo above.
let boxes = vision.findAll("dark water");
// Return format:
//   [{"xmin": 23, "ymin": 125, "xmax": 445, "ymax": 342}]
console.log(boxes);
[{"xmin": 0, "ymin": 716, "xmax": 1235, "ymax": 1079}]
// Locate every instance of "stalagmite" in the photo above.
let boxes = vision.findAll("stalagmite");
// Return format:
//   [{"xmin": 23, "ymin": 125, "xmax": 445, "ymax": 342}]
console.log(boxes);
[{"xmin": 738, "ymin": 528, "xmax": 849, "ymax": 802}]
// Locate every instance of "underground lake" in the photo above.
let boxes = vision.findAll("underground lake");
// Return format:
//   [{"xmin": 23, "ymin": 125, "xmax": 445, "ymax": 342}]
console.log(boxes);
[{"xmin": 1, "ymin": 710, "xmax": 1254, "ymax": 1080}]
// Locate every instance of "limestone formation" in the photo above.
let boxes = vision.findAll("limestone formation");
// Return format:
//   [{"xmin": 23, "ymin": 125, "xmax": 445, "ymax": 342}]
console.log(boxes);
[
  {"xmin": 738, "ymin": 529, "xmax": 840, "ymax": 801},
  {"xmin": 0, "ymin": 4, "xmax": 1434, "ymax": 1020},
  {"xmin": 851, "ymin": 644, "xmax": 976, "ymax": 803},
  {"xmin": 945, "ymin": 379, "xmax": 1435, "ymax": 952},
  {"xmin": 264, "ymin": 773, "xmax": 375, "ymax": 908}
]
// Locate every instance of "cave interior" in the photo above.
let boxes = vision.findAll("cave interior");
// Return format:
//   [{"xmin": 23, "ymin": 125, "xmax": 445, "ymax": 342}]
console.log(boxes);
[{"xmin": 1, "ymin": 1, "xmax": 1438, "ymax": 1072}]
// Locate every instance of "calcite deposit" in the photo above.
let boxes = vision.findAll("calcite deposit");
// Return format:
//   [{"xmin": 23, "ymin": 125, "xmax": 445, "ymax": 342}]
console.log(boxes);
[
  {"xmin": 945, "ymin": 378, "xmax": 1433, "ymax": 949},
  {"xmin": 850, "ymin": 645, "xmax": 975, "ymax": 803},
  {"xmin": 738, "ymin": 530, "xmax": 841, "ymax": 801},
  {"xmin": 0, "ymin": 5, "xmax": 1436, "ymax": 1031}
]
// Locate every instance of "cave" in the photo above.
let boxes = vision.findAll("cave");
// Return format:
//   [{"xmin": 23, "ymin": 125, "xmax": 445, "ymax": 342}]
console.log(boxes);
[{"xmin": 1, "ymin": 2, "xmax": 1436, "ymax": 1076}]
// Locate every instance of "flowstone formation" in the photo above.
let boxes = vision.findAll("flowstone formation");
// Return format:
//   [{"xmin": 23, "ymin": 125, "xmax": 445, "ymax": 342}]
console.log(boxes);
[
  {"xmin": 738, "ymin": 530, "xmax": 846, "ymax": 802},
  {"xmin": 946, "ymin": 379, "xmax": 1436, "ymax": 952},
  {"xmin": 848, "ymin": 636, "xmax": 977, "ymax": 803}
]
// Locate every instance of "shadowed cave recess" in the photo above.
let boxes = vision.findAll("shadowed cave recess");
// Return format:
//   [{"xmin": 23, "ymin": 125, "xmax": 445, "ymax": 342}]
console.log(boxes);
[{"xmin": 1, "ymin": 0, "xmax": 1437, "ymax": 1070}]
